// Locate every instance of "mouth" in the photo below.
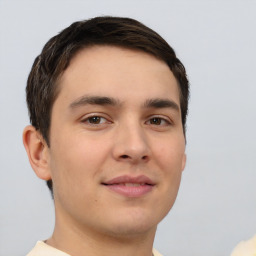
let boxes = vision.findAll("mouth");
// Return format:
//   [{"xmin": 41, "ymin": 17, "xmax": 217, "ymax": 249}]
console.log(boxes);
[
  {"xmin": 102, "ymin": 175, "xmax": 155, "ymax": 197},
  {"xmin": 114, "ymin": 183, "xmax": 149, "ymax": 187}
]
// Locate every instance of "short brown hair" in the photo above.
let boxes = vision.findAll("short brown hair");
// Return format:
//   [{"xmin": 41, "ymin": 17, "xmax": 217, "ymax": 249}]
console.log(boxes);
[{"xmin": 26, "ymin": 16, "xmax": 189, "ymax": 192}]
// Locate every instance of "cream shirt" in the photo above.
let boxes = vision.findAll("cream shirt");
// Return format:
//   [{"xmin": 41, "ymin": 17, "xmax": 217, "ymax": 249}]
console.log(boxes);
[
  {"xmin": 231, "ymin": 235, "xmax": 256, "ymax": 256},
  {"xmin": 27, "ymin": 241, "xmax": 163, "ymax": 256}
]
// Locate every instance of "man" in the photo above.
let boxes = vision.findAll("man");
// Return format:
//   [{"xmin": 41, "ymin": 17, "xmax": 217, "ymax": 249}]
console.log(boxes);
[{"xmin": 23, "ymin": 16, "xmax": 189, "ymax": 256}]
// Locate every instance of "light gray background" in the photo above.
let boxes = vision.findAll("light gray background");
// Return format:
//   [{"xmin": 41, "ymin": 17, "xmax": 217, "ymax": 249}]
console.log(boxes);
[{"xmin": 0, "ymin": 1, "xmax": 255, "ymax": 255}]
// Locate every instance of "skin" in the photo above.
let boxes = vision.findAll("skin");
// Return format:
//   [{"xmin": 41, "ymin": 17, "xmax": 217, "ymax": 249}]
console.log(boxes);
[{"xmin": 23, "ymin": 46, "xmax": 186, "ymax": 256}]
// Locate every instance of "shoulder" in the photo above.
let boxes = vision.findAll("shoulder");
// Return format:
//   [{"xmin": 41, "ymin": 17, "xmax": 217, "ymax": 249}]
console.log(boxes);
[
  {"xmin": 26, "ymin": 241, "xmax": 71, "ymax": 256},
  {"xmin": 153, "ymin": 248, "xmax": 164, "ymax": 256},
  {"xmin": 27, "ymin": 242, "xmax": 163, "ymax": 256},
  {"xmin": 231, "ymin": 235, "xmax": 256, "ymax": 256}
]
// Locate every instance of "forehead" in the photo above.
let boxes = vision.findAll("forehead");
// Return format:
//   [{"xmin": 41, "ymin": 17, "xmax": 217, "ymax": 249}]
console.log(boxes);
[{"xmin": 56, "ymin": 45, "xmax": 180, "ymax": 106}]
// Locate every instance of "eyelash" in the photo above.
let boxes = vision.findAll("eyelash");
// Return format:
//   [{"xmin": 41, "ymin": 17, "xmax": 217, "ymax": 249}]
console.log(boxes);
[
  {"xmin": 80, "ymin": 114, "xmax": 172, "ymax": 127},
  {"xmin": 146, "ymin": 116, "xmax": 172, "ymax": 126},
  {"xmin": 81, "ymin": 115, "xmax": 111, "ymax": 125}
]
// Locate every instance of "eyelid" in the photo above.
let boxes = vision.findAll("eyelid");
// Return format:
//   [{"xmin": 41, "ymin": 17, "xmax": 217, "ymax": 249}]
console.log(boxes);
[
  {"xmin": 145, "ymin": 115, "xmax": 173, "ymax": 126},
  {"xmin": 80, "ymin": 113, "xmax": 112, "ymax": 125}
]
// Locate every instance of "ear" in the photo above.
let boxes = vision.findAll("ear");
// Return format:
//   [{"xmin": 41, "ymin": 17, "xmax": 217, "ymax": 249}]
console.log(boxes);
[
  {"xmin": 23, "ymin": 125, "xmax": 51, "ymax": 181},
  {"xmin": 181, "ymin": 153, "xmax": 187, "ymax": 171}
]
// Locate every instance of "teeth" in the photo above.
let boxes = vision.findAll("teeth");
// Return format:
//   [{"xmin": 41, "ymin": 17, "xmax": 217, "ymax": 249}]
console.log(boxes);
[{"xmin": 123, "ymin": 183, "xmax": 145, "ymax": 187}]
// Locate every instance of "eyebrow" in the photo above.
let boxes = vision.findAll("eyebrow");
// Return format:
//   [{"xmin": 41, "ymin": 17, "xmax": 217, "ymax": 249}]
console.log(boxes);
[
  {"xmin": 143, "ymin": 98, "xmax": 180, "ymax": 111},
  {"xmin": 70, "ymin": 95, "xmax": 121, "ymax": 109},
  {"xmin": 69, "ymin": 95, "xmax": 179, "ymax": 112}
]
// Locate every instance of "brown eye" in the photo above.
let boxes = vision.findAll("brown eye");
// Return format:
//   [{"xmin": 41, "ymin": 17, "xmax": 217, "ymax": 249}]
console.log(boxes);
[
  {"xmin": 146, "ymin": 116, "xmax": 171, "ymax": 127},
  {"xmin": 88, "ymin": 116, "xmax": 102, "ymax": 124},
  {"xmin": 81, "ymin": 115, "xmax": 112, "ymax": 126},
  {"xmin": 150, "ymin": 118, "xmax": 162, "ymax": 125}
]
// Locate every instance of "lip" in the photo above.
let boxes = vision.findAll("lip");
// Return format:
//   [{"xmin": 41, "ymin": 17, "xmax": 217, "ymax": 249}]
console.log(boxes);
[{"xmin": 102, "ymin": 175, "xmax": 155, "ymax": 198}]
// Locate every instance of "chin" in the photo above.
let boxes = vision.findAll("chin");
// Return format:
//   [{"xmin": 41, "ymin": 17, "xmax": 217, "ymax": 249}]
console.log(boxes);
[
  {"xmin": 102, "ymin": 210, "xmax": 161, "ymax": 238},
  {"xmin": 106, "ymin": 223, "xmax": 156, "ymax": 239}
]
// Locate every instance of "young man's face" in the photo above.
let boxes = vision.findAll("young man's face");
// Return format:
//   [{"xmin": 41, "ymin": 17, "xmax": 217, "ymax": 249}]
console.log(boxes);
[{"xmin": 45, "ymin": 46, "xmax": 186, "ymax": 237}]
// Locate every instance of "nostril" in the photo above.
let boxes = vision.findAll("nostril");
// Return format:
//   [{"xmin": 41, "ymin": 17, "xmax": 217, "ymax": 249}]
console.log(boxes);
[{"xmin": 120, "ymin": 155, "xmax": 148, "ymax": 160}]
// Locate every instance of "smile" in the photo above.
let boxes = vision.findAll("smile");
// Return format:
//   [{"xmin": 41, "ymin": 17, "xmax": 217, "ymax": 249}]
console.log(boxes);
[
  {"xmin": 102, "ymin": 175, "xmax": 155, "ymax": 197},
  {"xmin": 119, "ymin": 183, "xmax": 146, "ymax": 187}
]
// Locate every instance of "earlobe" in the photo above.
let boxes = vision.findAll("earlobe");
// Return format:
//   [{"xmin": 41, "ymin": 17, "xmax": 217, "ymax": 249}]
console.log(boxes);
[{"xmin": 23, "ymin": 125, "xmax": 52, "ymax": 181}]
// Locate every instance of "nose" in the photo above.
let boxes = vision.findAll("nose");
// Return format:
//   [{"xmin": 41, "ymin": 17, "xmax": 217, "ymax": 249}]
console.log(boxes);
[{"xmin": 112, "ymin": 123, "xmax": 150, "ymax": 164}]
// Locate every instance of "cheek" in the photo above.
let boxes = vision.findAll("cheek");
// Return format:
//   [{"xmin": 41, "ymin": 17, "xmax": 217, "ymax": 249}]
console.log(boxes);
[
  {"xmin": 49, "ymin": 133, "xmax": 111, "ymax": 185},
  {"xmin": 154, "ymin": 140, "xmax": 185, "ymax": 171},
  {"xmin": 153, "ymin": 138, "xmax": 185, "ymax": 203}
]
